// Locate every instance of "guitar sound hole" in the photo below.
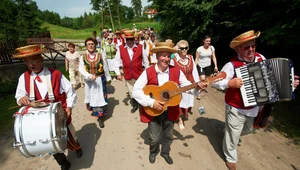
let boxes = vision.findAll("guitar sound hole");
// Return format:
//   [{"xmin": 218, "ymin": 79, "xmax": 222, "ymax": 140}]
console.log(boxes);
[{"xmin": 162, "ymin": 91, "xmax": 170, "ymax": 100}]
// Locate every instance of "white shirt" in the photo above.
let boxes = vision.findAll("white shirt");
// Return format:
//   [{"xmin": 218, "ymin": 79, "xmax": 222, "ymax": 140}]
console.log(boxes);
[
  {"xmin": 132, "ymin": 64, "xmax": 199, "ymax": 108},
  {"xmin": 212, "ymin": 54, "xmax": 266, "ymax": 117},
  {"xmin": 15, "ymin": 67, "xmax": 77, "ymax": 108},
  {"xmin": 196, "ymin": 45, "xmax": 215, "ymax": 68},
  {"xmin": 114, "ymin": 43, "xmax": 149, "ymax": 75}
]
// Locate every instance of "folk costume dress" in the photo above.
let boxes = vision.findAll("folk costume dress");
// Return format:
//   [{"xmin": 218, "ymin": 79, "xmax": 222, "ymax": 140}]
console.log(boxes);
[
  {"xmin": 78, "ymin": 51, "xmax": 112, "ymax": 117},
  {"xmin": 173, "ymin": 53, "xmax": 200, "ymax": 118},
  {"xmin": 103, "ymin": 43, "xmax": 117, "ymax": 77}
]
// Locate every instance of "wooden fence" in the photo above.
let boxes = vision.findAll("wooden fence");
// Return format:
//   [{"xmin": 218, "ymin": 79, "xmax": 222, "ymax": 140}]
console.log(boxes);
[{"xmin": 0, "ymin": 41, "xmax": 26, "ymax": 65}]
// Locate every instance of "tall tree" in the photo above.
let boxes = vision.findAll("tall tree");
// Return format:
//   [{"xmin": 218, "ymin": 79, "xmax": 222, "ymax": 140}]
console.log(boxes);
[{"xmin": 131, "ymin": 0, "xmax": 142, "ymax": 17}]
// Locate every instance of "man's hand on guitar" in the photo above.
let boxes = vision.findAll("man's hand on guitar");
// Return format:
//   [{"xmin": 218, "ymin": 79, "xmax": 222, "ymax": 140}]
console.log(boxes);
[
  {"xmin": 228, "ymin": 78, "xmax": 244, "ymax": 88},
  {"xmin": 153, "ymin": 100, "xmax": 165, "ymax": 111},
  {"xmin": 196, "ymin": 82, "xmax": 208, "ymax": 91},
  {"xmin": 294, "ymin": 75, "xmax": 299, "ymax": 89}
]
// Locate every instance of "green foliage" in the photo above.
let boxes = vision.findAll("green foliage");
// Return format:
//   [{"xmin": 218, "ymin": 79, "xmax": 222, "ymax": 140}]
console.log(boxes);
[
  {"xmin": 0, "ymin": 94, "xmax": 18, "ymax": 135},
  {"xmin": 0, "ymin": 82, "xmax": 17, "ymax": 97},
  {"xmin": 0, "ymin": 0, "xmax": 42, "ymax": 41}
]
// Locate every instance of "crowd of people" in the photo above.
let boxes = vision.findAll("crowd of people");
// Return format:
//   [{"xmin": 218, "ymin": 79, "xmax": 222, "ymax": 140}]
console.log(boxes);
[{"xmin": 12, "ymin": 28, "xmax": 300, "ymax": 170}]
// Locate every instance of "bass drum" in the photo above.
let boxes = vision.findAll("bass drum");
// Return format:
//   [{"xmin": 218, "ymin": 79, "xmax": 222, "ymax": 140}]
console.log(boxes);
[{"xmin": 13, "ymin": 102, "xmax": 67, "ymax": 157}]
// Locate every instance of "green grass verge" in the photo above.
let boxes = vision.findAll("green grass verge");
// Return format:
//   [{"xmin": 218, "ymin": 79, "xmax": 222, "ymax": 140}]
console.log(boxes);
[
  {"xmin": 0, "ymin": 94, "xmax": 19, "ymax": 135},
  {"xmin": 42, "ymin": 21, "xmax": 161, "ymax": 39}
]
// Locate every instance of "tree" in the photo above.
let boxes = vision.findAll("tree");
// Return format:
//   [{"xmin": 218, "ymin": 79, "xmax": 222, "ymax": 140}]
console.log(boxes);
[{"xmin": 131, "ymin": 0, "xmax": 142, "ymax": 17}]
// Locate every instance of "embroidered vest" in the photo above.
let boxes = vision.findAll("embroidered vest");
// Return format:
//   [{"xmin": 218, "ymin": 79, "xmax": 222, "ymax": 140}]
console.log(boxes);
[
  {"xmin": 173, "ymin": 54, "xmax": 195, "ymax": 83},
  {"xmin": 83, "ymin": 53, "xmax": 104, "ymax": 76},
  {"xmin": 140, "ymin": 65, "xmax": 181, "ymax": 123},
  {"xmin": 119, "ymin": 44, "xmax": 144, "ymax": 80},
  {"xmin": 224, "ymin": 52, "xmax": 263, "ymax": 109}
]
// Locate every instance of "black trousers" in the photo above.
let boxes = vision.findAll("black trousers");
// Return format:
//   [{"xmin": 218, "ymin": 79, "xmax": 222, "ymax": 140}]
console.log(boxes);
[{"xmin": 148, "ymin": 111, "xmax": 174, "ymax": 155}]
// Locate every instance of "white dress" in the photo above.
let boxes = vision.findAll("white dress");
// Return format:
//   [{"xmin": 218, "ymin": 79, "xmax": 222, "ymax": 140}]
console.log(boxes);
[{"xmin": 78, "ymin": 51, "xmax": 112, "ymax": 107}]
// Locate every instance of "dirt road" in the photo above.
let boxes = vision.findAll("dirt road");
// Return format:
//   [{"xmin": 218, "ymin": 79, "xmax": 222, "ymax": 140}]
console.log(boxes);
[{"xmin": 1, "ymin": 79, "xmax": 300, "ymax": 170}]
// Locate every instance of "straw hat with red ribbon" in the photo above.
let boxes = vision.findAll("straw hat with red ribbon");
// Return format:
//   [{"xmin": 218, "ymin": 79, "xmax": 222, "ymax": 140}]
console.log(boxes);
[
  {"xmin": 123, "ymin": 30, "xmax": 135, "ymax": 38},
  {"xmin": 151, "ymin": 42, "xmax": 178, "ymax": 53},
  {"xmin": 13, "ymin": 44, "xmax": 47, "ymax": 59},
  {"xmin": 229, "ymin": 30, "xmax": 261, "ymax": 49}
]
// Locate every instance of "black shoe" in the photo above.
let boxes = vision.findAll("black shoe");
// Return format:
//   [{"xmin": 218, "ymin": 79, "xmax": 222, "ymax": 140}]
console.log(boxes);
[
  {"xmin": 98, "ymin": 118, "xmax": 105, "ymax": 128},
  {"xmin": 61, "ymin": 160, "xmax": 71, "ymax": 170},
  {"xmin": 149, "ymin": 153, "xmax": 158, "ymax": 163},
  {"xmin": 131, "ymin": 105, "xmax": 139, "ymax": 113},
  {"xmin": 76, "ymin": 148, "xmax": 82, "ymax": 158},
  {"xmin": 160, "ymin": 154, "xmax": 173, "ymax": 164}
]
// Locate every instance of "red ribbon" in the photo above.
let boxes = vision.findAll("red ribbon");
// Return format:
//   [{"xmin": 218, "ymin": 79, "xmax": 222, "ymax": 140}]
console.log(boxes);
[
  {"xmin": 35, "ymin": 75, "xmax": 42, "ymax": 83},
  {"xmin": 19, "ymin": 48, "xmax": 40, "ymax": 55},
  {"xmin": 241, "ymin": 35, "xmax": 254, "ymax": 40},
  {"xmin": 125, "ymin": 34, "xmax": 133, "ymax": 36}
]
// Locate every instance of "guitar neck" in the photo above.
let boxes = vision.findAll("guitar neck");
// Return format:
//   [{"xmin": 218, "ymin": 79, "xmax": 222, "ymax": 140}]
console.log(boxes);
[{"xmin": 170, "ymin": 82, "xmax": 199, "ymax": 97}]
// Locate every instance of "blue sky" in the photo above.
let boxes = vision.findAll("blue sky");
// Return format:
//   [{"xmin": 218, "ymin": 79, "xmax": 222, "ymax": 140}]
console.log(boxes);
[{"xmin": 34, "ymin": 0, "xmax": 151, "ymax": 18}]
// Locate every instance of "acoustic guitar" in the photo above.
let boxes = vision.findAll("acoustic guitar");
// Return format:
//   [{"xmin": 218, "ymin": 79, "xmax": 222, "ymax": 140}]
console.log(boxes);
[{"xmin": 142, "ymin": 71, "xmax": 226, "ymax": 117}]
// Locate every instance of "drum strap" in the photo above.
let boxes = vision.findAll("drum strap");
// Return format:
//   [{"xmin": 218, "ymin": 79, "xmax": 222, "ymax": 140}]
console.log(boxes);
[
  {"xmin": 29, "ymin": 67, "xmax": 54, "ymax": 101},
  {"xmin": 44, "ymin": 68, "xmax": 55, "ymax": 101}
]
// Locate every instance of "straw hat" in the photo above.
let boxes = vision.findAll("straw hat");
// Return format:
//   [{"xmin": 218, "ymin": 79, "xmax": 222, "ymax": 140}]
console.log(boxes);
[
  {"xmin": 13, "ymin": 44, "xmax": 47, "ymax": 59},
  {"xmin": 123, "ymin": 30, "xmax": 135, "ymax": 38},
  {"xmin": 229, "ymin": 30, "xmax": 261, "ymax": 49},
  {"xmin": 151, "ymin": 42, "xmax": 178, "ymax": 53}
]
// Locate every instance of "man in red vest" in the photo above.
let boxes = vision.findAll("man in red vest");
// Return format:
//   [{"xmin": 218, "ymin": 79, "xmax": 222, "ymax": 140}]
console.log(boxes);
[
  {"xmin": 14, "ymin": 44, "xmax": 82, "ymax": 170},
  {"xmin": 132, "ymin": 42, "xmax": 207, "ymax": 164},
  {"xmin": 113, "ymin": 29, "xmax": 125, "ymax": 47},
  {"xmin": 211, "ymin": 30, "xmax": 299, "ymax": 170},
  {"xmin": 114, "ymin": 30, "xmax": 149, "ymax": 113}
]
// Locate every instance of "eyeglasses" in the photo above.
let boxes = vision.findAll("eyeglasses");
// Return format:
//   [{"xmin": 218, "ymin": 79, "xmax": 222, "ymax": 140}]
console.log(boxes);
[
  {"xmin": 242, "ymin": 44, "xmax": 256, "ymax": 50},
  {"xmin": 87, "ymin": 43, "xmax": 95, "ymax": 46},
  {"xmin": 179, "ymin": 47, "xmax": 189, "ymax": 50},
  {"xmin": 108, "ymin": 38, "xmax": 113, "ymax": 40},
  {"xmin": 24, "ymin": 59, "xmax": 40, "ymax": 65},
  {"xmin": 126, "ymin": 38, "xmax": 134, "ymax": 41}
]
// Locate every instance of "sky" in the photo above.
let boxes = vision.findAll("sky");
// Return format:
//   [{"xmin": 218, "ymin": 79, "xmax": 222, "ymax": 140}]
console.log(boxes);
[{"xmin": 34, "ymin": 0, "xmax": 151, "ymax": 18}]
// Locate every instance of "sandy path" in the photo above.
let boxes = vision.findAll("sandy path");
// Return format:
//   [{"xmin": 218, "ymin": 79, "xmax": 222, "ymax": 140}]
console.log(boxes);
[{"xmin": 0, "ymin": 79, "xmax": 300, "ymax": 170}]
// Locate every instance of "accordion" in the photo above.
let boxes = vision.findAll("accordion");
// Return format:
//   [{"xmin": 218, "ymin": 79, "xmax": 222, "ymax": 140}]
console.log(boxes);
[{"xmin": 235, "ymin": 58, "xmax": 295, "ymax": 107}]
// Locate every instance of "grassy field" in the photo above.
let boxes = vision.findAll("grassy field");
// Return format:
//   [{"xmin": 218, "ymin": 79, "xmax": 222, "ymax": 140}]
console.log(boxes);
[{"xmin": 43, "ymin": 21, "xmax": 160, "ymax": 39}]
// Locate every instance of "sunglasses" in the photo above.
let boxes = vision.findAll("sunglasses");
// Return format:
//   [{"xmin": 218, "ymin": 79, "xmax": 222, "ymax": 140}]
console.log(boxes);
[
  {"xmin": 87, "ymin": 43, "xmax": 95, "ymax": 46},
  {"xmin": 108, "ymin": 38, "xmax": 113, "ymax": 40},
  {"xmin": 242, "ymin": 44, "xmax": 256, "ymax": 50},
  {"xmin": 179, "ymin": 47, "xmax": 189, "ymax": 50},
  {"xmin": 126, "ymin": 38, "xmax": 134, "ymax": 41}
]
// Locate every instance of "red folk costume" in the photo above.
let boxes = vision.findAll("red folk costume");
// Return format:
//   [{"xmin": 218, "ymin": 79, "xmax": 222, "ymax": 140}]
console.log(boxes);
[
  {"xmin": 119, "ymin": 43, "xmax": 144, "ymax": 80},
  {"xmin": 24, "ymin": 68, "xmax": 80, "ymax": 151},
  {"xmin": 139, "ymin": 65, "xmax": 181, "ymax": 123}
]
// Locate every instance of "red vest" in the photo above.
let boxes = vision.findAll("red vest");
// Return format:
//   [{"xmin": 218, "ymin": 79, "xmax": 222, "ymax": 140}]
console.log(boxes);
[
  {"xmin": 119, "ymin": 44, "xmax": 144, "ymax": 80},
  {"xmin": 140, "ymin": 65, "xmax": 181, "ymax": 123},
  {"xmin": 24, "ymin": 68, "xmax": 70, "ymax": 124},
  {"xmin": 114, "ymin": 37, "xmax": 125, "ymax": 46},
  {"xmin": 173, "ymin": 54, "xmax": 195, "ymax": 83},
  {"xmin": 224, "ymin": 53, "xmax": 263, "ymax": 109}
]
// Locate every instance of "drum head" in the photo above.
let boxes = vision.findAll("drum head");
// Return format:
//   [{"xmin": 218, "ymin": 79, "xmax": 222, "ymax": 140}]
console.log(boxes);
[
  {"xmin": 52, "ymin": 103, "xmax": 67, "ymax": 151},
  {"xmin": 30, "ymin": 101, "xmax": 50, "ymax": 108}
]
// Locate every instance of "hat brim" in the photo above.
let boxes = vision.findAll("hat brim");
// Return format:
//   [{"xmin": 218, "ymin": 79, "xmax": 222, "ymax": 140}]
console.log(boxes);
[
  {"xmin": 13, "ymin": 48, "xmax": 47, "ymax": 59},
  {"xmin": 229, "ymin": 31, "xmax": 261, "ymax": 49},
  {"xmin": 151, "ymin": 47, "xmax": 178, "ymax": 53},
  {"xmin": 125, "ymin": 36, "xmax": 135, "ymax": 38}
]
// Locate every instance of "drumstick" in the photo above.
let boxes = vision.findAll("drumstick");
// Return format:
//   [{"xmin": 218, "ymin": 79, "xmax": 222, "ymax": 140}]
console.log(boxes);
[{"xmin": 8, "ymin": 99, "xmax": 45, "ymax": 110}]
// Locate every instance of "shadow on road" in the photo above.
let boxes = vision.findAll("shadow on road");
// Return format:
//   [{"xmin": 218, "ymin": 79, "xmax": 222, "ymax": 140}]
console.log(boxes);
[
  {"xmin": 192, "ymin": 117, "xmax": 225, "ymax": 161},
  {"xmin": 67, "ymin": 123, "xmax": 101, "ymax": 169},
  {"xmin": 104, "ymin": 97, "xmax": 119, "ymax": 123}
]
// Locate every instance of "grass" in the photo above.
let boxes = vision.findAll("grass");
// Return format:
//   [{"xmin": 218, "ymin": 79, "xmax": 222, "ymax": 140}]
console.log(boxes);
[
  {"xmin": 43, "ymin": 21, "xmax": 161, "ymax": 39},
  {"xmin": 0, "ymin": 94, "xmax": 19, "ymax": 135}
]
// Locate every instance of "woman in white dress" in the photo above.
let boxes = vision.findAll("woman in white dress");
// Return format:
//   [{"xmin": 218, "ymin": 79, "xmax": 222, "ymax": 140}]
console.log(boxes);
[
  {"xmin": 172, "ymin": 40, "xmax": 199, "ymax": 130},
  {"xmin": 65, "ymin": 43, "xmax": 84, "ymax": 89},
  {"xmin": 78, "ymin": 38, "xmax": 112, "ymax": 128}
]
